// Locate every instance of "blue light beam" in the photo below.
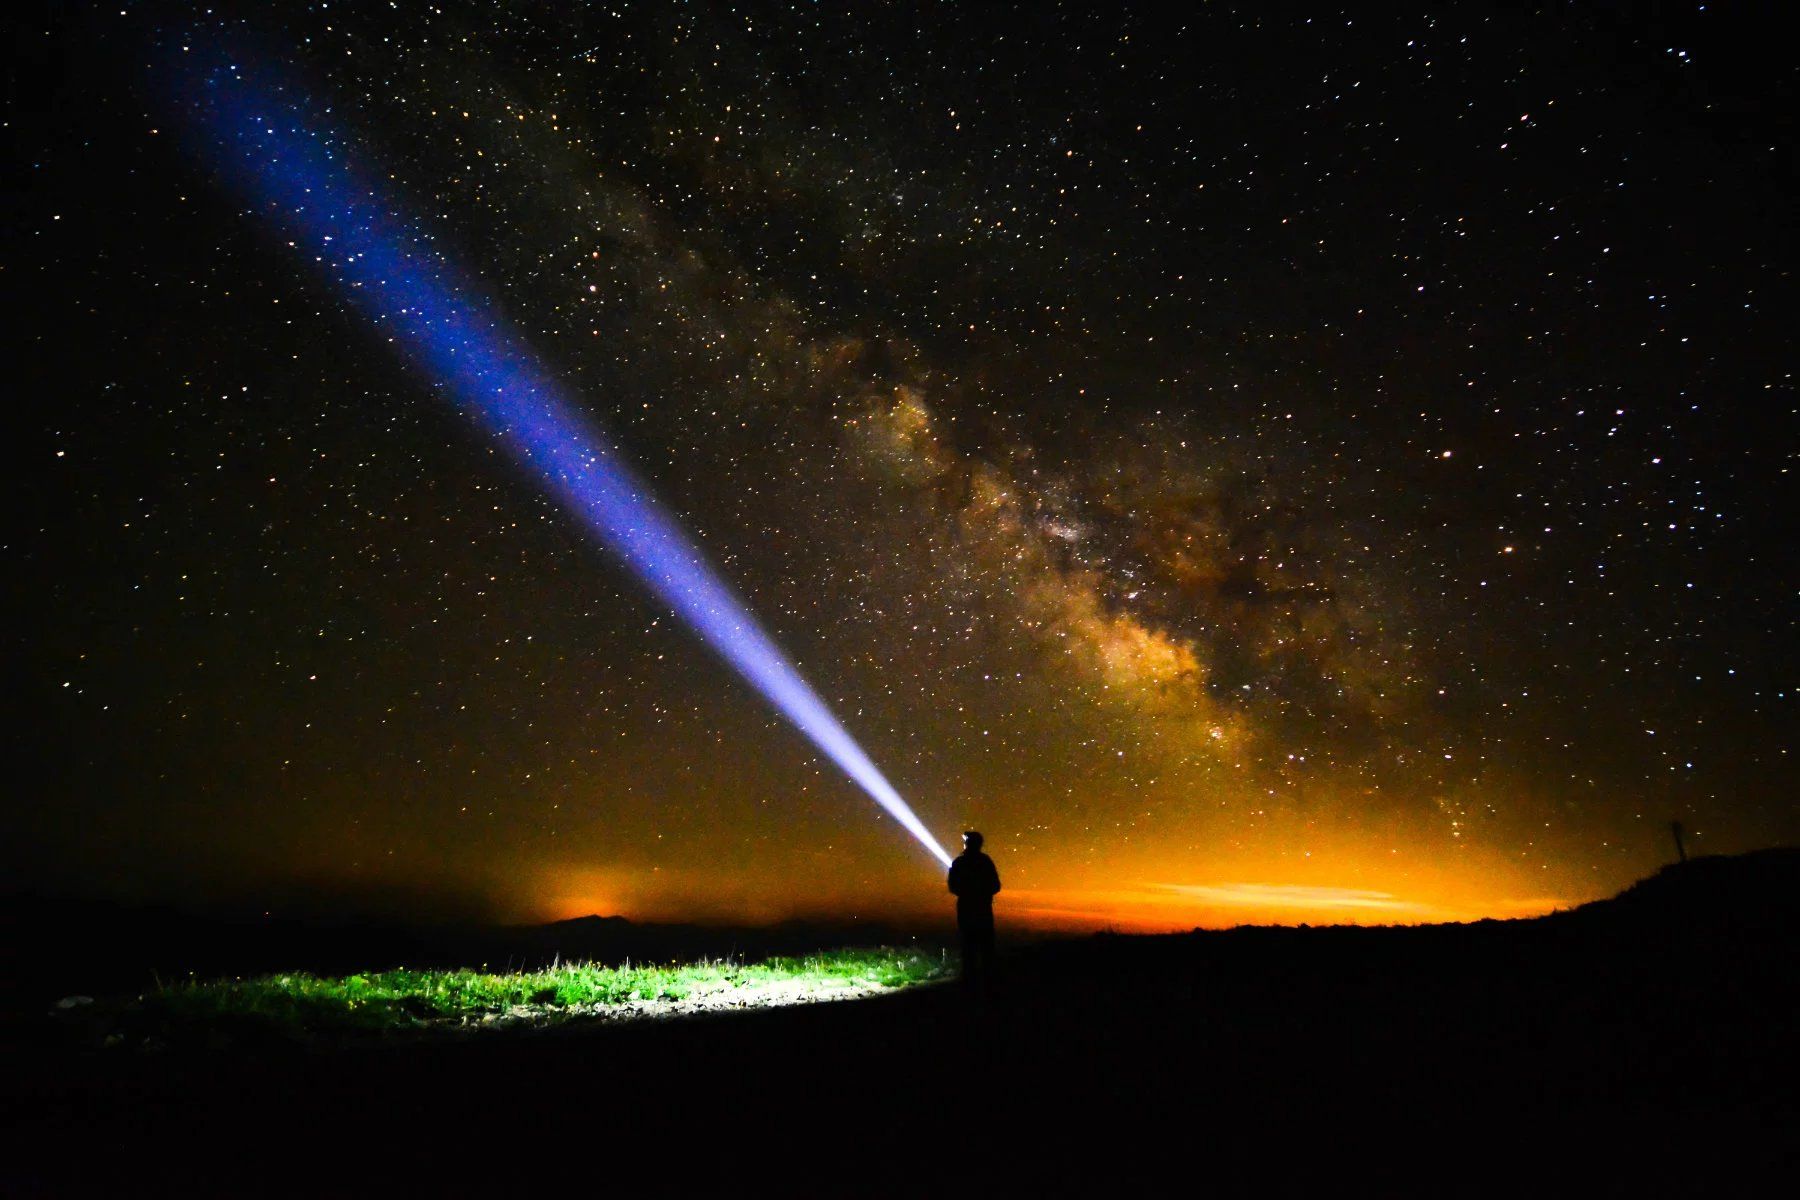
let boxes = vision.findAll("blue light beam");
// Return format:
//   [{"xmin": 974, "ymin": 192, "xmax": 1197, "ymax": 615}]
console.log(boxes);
[{"xmin": 175, "ymin": 46, "xmax": 952, "ymax": 869}]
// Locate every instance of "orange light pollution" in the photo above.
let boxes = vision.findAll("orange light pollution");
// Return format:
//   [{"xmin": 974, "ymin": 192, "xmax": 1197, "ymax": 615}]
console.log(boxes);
[
  {"xmin": 534, "ymin": 877, "xmax": 1563, "ymax": 934},
  {"xmin": 515, "ymin": 823, "xmax": 1575, "ymax": 934},
  {"xmin": 1000, "ymin": 881, "xmax": 1565, "ymax": 933}
]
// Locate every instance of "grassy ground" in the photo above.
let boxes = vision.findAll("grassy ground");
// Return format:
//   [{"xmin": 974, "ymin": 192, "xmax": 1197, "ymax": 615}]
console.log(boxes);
[
  {"xmin": 11, "ymin": 856, "xmax": 1793, "ymax": 1190},
  {"xmin": 123, "ymin": 947, "xmax": 949, "ymax": 1041}
]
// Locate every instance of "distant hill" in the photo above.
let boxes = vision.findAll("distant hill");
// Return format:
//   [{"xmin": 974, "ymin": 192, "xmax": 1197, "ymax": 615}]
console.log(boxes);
[{"xmin": 1560, "ymin": 848, "xmax": 1799, "ymax": 938}]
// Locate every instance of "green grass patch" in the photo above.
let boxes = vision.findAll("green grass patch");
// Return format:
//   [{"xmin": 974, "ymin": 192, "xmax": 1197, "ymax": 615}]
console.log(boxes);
[{"xmin": 134, "ymin": 947, "xmax": 949, "ymax": 1040}]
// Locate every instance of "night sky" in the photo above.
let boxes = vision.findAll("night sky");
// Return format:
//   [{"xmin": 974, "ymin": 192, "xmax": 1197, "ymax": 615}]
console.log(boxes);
[{"xmin": 11, "ymin": 2, "xmax": 1794, "ymax": 930}]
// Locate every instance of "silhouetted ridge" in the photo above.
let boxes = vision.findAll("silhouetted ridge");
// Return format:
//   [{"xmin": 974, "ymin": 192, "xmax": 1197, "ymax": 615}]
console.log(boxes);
[
  {"xmin": 541, "ymin": 914, "xmax": 634, "ymax": 931},
  {"xmin": 1564, "ymin": 847, "xmax": 1798, "ymax": 938}
]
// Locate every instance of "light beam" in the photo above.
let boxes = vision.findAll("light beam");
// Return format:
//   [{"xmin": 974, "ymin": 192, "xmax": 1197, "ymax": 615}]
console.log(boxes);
[{"xmin": 173, "ymin": 42, "xmax": 953, "ymax": 869}]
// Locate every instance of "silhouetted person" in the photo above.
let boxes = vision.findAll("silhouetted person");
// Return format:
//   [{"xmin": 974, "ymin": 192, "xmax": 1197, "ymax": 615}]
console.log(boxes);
[
  {"xmin": 1670, "ymin": 819, "xmax": 1687, "ymax": 864},
  {"xmin": 948, "ymin": 830, "xmax": 1000, "ymax": 993}
]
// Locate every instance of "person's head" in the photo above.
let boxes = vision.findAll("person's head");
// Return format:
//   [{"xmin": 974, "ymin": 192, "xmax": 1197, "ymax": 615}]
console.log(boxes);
[{"xmin": 962, "ymin": 830, "xmax": 984, "ymax": 852}]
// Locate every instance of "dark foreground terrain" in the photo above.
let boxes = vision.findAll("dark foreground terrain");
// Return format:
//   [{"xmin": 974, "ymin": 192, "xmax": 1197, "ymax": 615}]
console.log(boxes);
[{"xmin": 4, "ymin": 851, "xmax": 1796, "ymax": 1192}]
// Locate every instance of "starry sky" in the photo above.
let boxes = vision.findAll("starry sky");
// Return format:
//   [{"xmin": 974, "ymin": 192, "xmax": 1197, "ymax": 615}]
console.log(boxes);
[{"xmin": 10, "ymin": 1, "xmax": 1795, "ymax": 930}]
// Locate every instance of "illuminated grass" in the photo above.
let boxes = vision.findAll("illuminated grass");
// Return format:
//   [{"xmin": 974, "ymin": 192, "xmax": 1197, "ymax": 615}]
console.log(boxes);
[{"xmin": 136, "ymin": 947, "xmax": 949, "ymax": 1039}]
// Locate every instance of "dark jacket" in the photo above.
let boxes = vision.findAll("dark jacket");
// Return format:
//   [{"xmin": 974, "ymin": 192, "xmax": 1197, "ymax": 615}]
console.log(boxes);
[{"xmin": 948, "ymin": 851, "xmax": 1001, "ymax": 905}]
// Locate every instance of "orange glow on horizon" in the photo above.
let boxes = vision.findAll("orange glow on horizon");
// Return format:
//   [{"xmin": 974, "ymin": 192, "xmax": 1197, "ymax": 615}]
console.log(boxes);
[
  {"xmin": 517, "ymin": 859, "xmax": 1569, "ymax": 932},
  {"xmin": 506, "ymin": 802, "xmax": 1598, "ymax": 933},
  {"xmin": 998, "ymin": 882, "xmax": 1567, "ymax": 933}
]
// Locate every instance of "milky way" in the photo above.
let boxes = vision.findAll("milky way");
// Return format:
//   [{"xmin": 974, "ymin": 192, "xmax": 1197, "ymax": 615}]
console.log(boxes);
[{"xmin": 11, "ymin": 2, "xmax": 1794, "ymax": 928}]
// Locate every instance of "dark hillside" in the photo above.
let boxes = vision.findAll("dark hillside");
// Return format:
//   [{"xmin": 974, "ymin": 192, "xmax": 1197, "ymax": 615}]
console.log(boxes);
[
  {"xmin": 3, "ymin": 850, "xmax": 1795, "ymax": 1190},
  {"xmin": 1563, "ymin": 847, "xmax": 1800, "ymax": 936}
]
